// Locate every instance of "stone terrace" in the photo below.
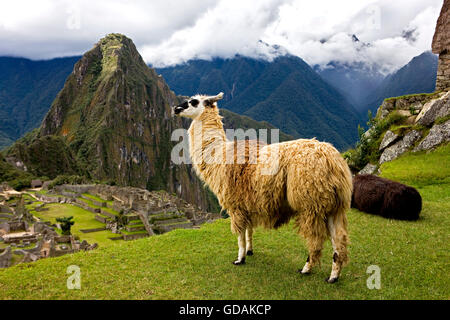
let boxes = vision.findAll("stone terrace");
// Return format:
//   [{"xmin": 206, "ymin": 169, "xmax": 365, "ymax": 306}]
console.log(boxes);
[{"xmin": 53, "ymin": 184, "xmax": 220, "ymax": 240}]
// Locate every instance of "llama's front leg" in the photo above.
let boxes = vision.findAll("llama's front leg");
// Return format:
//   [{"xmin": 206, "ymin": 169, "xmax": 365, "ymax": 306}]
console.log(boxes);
[
  {"xmin": 246, "ymin": 227, "xmax": 253, "ymax": 256},
  {"xmin": 233, "ymin": 231, "xmax": 246, "ymax": 265}
]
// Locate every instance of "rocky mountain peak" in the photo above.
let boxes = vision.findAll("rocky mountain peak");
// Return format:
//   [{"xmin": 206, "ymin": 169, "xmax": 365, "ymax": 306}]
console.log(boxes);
[{"xmin": 6, "ymin": 34, "xmax": 218, "ymax": 212}]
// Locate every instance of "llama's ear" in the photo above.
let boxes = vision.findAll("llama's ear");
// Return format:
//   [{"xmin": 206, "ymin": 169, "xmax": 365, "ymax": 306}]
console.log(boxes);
[
  {"xmin": 205, "ymin": 92, "xmax": 224, "ymax": 107},
  {"xmin": 213, "ymin": 92, "xmax": 224, "ymax": 101}
]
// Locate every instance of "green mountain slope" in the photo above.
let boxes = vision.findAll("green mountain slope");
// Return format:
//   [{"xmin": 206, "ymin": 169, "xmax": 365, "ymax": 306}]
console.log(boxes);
[
  {"xmin": 5, "ymin": 34, "xmax": 215, "ymax": 210},
  {"xmin": 0, "ymin": 152, "xmax": 34, "ymax": 190},
  {"xmin": 5, "ymin": 133, "xmax": 81, "ymax": 179},
  {"xmin": 0, "ymin": 56, "xmax": 79, "ymax": 148},
  {"xmin": 1, "ymin": 143, "xmax": 448, "ymax": 299},
  {"xmin": 156, "ymin": 56, "xmax": 362, "ymax": 150}
]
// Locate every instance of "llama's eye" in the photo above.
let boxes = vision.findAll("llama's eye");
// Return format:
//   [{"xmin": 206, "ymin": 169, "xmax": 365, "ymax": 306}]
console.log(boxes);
[{"xmin": 190, "ymin": 99, "xmax": 199, "ymax": 107}]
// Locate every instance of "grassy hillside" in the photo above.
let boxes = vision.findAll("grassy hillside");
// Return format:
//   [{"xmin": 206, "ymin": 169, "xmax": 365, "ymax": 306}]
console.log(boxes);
[{"xmin": 0, "ymin": 144, "xmax": 448, "ymax": 299}]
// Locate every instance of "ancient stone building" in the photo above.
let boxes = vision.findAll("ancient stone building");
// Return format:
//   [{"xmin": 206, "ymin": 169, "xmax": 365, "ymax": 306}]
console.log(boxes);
[{"xmin": 433, "ymin": 0, "xmax": 450, "ymax": 91}]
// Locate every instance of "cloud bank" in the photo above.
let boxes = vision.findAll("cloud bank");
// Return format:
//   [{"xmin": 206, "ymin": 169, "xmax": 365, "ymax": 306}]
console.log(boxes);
[{"xmin": 0, "ymin": 0, "xmax": 443, "ymax": 72}]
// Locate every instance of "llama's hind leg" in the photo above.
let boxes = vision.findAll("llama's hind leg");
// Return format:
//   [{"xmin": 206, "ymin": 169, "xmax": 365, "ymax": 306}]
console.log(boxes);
[
  {"xmin": 233, "ymin": 230, "xmax": 247, "ymax": 265},
  {"xmin": 246, "ymin": 227, "xmax": 253, "ymax": 256},
  {"xmin": 326, "ymin": 214, "xmax": 349, "ymax": 283},
  {"xmin": 299, "ymin": 237, "xmax": 326, "ymax": 274},
  {"xmin": 297, "ymin": 214, "xmax": 328, "ymax": 275}
]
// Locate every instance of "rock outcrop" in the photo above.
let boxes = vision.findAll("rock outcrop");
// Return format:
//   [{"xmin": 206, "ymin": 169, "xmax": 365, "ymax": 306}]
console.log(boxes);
[
  {"xmin": 415, "ymin": 91, "xmax": 450, "ymax": 126},
  {"xmin": 380, "ymin": 130, "xmax": 422, "ymax": 164},
  {"xmin": 414, "ymin": 120, "xmax": 450, "ymax": 152},
  {"xmin": 376, "ymin": 92, "xmax": 442, "ymax": 121},
  {"xmin": 351, "ymin": 5, "xmax": 450, "ymax": 171},
  {"xmin": 379, "ymin": 130, "xmax": 399, "ymax": 151},
  {"xmin": 432, "ymin": 0, "xmax": 450, "ymax": 91},
  {"xmin": 372, "ymin": 90, "xmax": 449, "ymax": 165},
  {"xmin": 358, "ymin": 163, "xmax": 378, "ymax": 175}
]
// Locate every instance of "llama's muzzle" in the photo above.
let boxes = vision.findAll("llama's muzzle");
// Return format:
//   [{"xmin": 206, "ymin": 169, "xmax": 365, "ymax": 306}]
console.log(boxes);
[
  {"xmin": 173, "ymin": 106, "xmax": 184, "ymax": 115},
  {"xmin": 173, "ymin": 100, "xmax": 189, "ymax": 115}
]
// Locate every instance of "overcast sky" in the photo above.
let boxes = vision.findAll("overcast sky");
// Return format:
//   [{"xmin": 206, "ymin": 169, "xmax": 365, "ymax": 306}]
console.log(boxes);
[{"xmin": 0, "ymin": 0, "xmax": 443, "ymax": 73}]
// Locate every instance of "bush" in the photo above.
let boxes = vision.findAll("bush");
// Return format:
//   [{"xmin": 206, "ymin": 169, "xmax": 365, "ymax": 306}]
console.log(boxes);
[
  {"xmin": 116, "ymin": 209, "xmax": 127, "ymax": 228},
  {"xmin": 344, "ymin": 111, "xmax": 405, "ymax": 171},
  {"xmin": 56, "ymin": 216, "xmax": 75, "ymax": 235},
  {"xmin": 8, "ymin": 178, "xmax": 31, "ymax": 191}
]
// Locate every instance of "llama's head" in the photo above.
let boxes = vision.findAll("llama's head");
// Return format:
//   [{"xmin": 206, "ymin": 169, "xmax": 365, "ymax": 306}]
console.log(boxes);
[{"xmin": 173, "ymin": 92, "xmax": 224, "ymax": 119}]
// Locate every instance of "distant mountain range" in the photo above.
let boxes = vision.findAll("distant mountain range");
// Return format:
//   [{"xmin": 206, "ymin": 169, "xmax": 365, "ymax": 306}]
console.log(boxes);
[
  {"xmin": 314, "ymin": 61, "xmax": 385, "ymax": 109},
  {"xmin": 0, "ymin": 56, "xmax": 80, "ymax": 148},
  {"xmin": 0, "ymin": 47, "xmax": 438, "ymax": 152},
  {"xmin": 361, "ymin": 51, "xmax": 438, "ymax": 115},
  {"xmin": 317, "ymin": 51, "xmax": 438, "ymax": 116},
  {"xmin": 156, "ymin": 55, "xmax": 363, "ymax": 150}
]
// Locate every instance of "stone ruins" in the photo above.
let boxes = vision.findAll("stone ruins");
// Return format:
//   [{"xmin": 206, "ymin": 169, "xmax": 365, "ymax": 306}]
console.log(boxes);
[
  {"xmin": 432, "ymin": 0, "xmax": 450, "ymax": 91},
  {"xmin": 0, "ymin": 183, "xmax": 220, "ymax": 268},
  {"xmin": 0, "ymin": 199, "xmax": 97, "ymax": 268}
]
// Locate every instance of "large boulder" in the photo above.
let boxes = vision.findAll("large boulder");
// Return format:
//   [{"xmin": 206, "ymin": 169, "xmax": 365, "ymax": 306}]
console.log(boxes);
[
  {"xmin": 415, "ymin": 91, "xmax": 450, "ymax": 126},
  {"xmin": 379, "ymin": 130, "xmax": 399, "ymax": 151},
  {"xmin": 414, "ymin": 120, "xmax": 450, "ymax": 152},
  {"xmin": 380, "ymin": 130, "xmax": 422, "ymax": 164},
  {"xmin": 358, "ymin": 163, "xmax": 379, "ymax": 175}
]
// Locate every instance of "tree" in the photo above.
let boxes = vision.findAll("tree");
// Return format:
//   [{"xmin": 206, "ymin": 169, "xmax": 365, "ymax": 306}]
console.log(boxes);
[{"xmin": 56, "ymin": 216, "xmax": 75, "ymax": 235}]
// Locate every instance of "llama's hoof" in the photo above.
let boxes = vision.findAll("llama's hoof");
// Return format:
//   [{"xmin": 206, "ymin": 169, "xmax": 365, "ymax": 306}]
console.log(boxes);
[
  {"xmin": 246, "ymin": 250, "xmax": 253, "ymax": 256},
  {"xmin": 298, "ymin": 269, "xmax": 311, "ymax": 275},
  {"xmin": 325, "ymin": 277, "xmax": 339, "ymax": 284},
  {"xmin": 232, "ymin": 258, "xmax": 246, "ymax": 265}
]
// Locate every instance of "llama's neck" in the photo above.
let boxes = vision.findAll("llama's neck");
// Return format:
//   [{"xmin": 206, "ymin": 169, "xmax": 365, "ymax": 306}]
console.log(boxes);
[{"xmin": 188, "ymin": 108, "xmax": 227, "ymax": 180}]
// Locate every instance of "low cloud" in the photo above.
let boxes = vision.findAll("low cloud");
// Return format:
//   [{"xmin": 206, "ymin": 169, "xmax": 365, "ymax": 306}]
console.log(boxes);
[
  {"xmin": 261, "ymin": 0, "xmax": 442, "ymax": 73},
  {"xmin": 0, "ymin": 0, "xmax": 443, "ymax": 72}
]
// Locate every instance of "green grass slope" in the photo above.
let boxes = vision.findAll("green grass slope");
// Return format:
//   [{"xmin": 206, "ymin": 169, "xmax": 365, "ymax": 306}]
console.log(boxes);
[
  {"xmin": 0, "ymin": 145, "xmax": 448, "ymax": 299},
  {"xmin": 31, "ymin": 203, "xmax": 116, "ymax": 247}
]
